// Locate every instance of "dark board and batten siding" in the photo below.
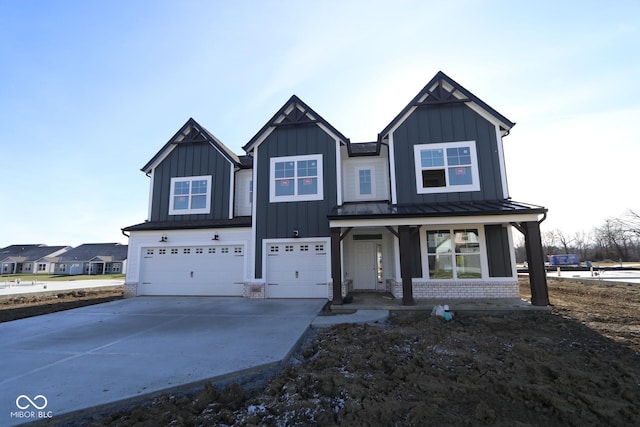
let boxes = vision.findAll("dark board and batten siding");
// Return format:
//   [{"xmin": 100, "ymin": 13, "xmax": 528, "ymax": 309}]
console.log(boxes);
[
  {"xmin": 485, "ymin": 224, "xmax": 513, "ymax": 277},
  {"xmin": 393, "ymin": 103, "xmax": 504, "ymax": 204},
  {"xmin": 150, "ymin": 143, "xmax": 232, "ymax": 222},
  {"xmin": 254, "ymin": 124, "xmax": 338, "ymax": 278}
]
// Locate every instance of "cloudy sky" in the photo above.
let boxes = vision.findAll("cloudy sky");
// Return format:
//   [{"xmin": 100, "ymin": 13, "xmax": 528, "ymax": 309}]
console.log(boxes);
[{"xmin": 1, "ymin": 0, "xmax": 638, "ymax": 247}]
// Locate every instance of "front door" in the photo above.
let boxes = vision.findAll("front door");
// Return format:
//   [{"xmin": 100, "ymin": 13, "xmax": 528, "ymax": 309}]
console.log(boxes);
[{"xmin": 353, "ymin": 241, "xmax": 379, "ymax": 290}]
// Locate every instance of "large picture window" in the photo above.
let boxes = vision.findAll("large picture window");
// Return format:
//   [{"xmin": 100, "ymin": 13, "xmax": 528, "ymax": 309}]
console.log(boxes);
[
  {"xmin": 270, "ymin": 154, "xmax": 323, "ymax": 202},
  {"xmin": 169, "ymin": 175, "xmax": 212, "ymax": 215},
  {"xmin": 414, "ymin": 141, "xmax": 480, "ymax": 193},
  {"xmin": 426, "ymin": 228, "xmax": 482, "ymax": 279}
]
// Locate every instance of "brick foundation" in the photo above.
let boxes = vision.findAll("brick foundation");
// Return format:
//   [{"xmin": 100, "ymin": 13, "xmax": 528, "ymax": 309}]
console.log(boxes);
[
  {"xmin": 123, "ymin": 282, "xmax": 137, "ymax": 298},
  {"xmin": 328, "ymin": 279, "xmax": 352, "ymax": 301},
  {"xmin": 386, "ymin": 279, "xmax": 519, "ymax": 300},
  {"xmin": 243, "ymin": 282, "xmax": 265, "ymax": 299}
]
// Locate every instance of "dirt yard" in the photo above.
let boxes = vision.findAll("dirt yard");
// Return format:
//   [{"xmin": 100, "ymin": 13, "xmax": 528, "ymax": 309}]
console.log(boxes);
[{"xmin": 4, "ymin": 278, "xmax": 640, "ymax": 426}]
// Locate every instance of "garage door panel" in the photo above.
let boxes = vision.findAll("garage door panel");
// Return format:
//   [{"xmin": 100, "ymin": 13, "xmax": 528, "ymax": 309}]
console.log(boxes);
[
  {"xmin": 138, "ymin": 246, "xmax": 244, "ymax": 296},
  {"xmin": 266, "ymin": 242, "xmax": 328, "ymax": 298}
]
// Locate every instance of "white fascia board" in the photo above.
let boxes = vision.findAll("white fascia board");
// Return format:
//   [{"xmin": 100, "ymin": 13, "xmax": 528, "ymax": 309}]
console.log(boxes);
[
  {"xmin": 495, "ymin": 125, "xmax": 510, "ymax": 199},
  {"xmin": 144, "ymin": 144, "xmax": 176, "ymax": 174},
  {"xmin": 329, "ymin": 212, "xmax": 543, "ymax": 228}
]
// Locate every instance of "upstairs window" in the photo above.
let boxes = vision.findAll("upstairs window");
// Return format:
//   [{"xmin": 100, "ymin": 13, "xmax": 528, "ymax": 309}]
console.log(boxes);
[
  {"xmin": 270, "ymin": 154, "xmax": 323, "ymax": 202},
  {"xmin": 358, "ymin": 169, "xmax": 372, "ymax": 196},
  {"xmin": 169, "ymin": 175, "xmax": 212, "ymax": 215},
  {"xmin": 414, "ymin": 141, "xmax": 480, "ymax": 194}
]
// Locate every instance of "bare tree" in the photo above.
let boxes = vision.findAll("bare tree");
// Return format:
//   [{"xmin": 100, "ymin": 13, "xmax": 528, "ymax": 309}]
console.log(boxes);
[
  {"xmin": 572, "ymin": 229, "xmax": 591, "ymax": 261},
  {"xmin": 554, "ymin": 228, "xmax": 574, "ymax": 254}
]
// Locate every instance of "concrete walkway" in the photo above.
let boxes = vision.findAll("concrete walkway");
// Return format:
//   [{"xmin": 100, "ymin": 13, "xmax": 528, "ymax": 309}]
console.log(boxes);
[{"xmin": 0, "ymin": 297, "xmax": 325, "ymax": 426}]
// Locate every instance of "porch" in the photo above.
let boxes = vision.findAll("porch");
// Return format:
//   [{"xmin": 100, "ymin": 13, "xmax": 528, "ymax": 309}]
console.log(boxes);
[{"xmin": 329, "ymin": 291, "xmax": 550, "ymax": 314}]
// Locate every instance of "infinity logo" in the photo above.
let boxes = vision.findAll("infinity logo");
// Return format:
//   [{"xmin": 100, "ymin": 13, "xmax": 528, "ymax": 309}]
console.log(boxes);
[{"xmin": 15, "ymin": 395, "xmax": 48, "ymax": 410}]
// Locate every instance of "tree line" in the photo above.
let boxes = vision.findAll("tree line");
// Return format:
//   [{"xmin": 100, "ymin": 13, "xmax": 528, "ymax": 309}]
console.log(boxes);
[{"xmin": 515, "ymin": 210, "xmax": 640, "ymax": 263}]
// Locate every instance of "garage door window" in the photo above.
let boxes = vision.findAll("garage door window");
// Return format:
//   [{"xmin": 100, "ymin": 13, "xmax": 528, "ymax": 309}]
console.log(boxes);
[{"xmin": 169, "ymin": 175, "xmax": 212, "ymax": 215}]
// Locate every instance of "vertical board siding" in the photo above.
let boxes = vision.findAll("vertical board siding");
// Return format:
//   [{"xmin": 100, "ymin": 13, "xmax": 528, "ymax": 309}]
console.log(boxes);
[
  {"xmin": 485, "ymin": 224, "xmax": 513, "ymax": 277},
  {"xmin": 150, "ymin": 143, "xmax": 231, "ymax": 222},
  {"xmin": 393, "ymin": 103, "xmax": 504, "ymax": 204},
  {"xmin": 254, "ymin": 124, "xmax": 338, "ymax": 278}
]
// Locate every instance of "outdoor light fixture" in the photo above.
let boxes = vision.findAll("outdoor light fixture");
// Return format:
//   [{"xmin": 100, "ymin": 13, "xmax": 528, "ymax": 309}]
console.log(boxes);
[
  {"xmin": 212, "ymin": 233, "xmax": 219, "ymax": 241},
  {"xmin": 292, "ymin": 229, "xmax": 299, "ymax": 238},
  {"xmin": 159, "ymin": 235, "xmax": 168, "ymax": 243}
]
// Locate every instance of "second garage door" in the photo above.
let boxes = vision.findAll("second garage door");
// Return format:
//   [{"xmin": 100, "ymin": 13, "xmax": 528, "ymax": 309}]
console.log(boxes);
[
  {"xmin": 138, "ymin": 245, "xmax": 245, "ymax": 296},
  {"xmin": 266, "ymin": 241, "xmax": 329, "ymax": 298}
]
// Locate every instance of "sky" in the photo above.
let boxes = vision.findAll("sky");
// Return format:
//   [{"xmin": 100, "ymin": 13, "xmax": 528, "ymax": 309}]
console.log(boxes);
[{"xmin": 0, "ymin": 0, "xmax": 638, "ymax": 248}]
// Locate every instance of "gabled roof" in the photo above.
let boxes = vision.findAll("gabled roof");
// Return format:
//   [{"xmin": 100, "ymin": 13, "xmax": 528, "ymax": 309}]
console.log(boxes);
[
  {"xmin": 0, "ymin": 245, "xmax": 70, "ymax": 262},
  {"xmin": 243, "ymin": 95, "xmax": 350, "ymax": 153},
  {"xmin": 141, "ymin": 118, "xmax": 240, "ymax": 173},
  {"xmin": 56, "ymin": 243, "xmax": 128, "ymax": 263},
  {"xmin": 379, "ymin": 71, "xmax": 516, "ymax": 140}
]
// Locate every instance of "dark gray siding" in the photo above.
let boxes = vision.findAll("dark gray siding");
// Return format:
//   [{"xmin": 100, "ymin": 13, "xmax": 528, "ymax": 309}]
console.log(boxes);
[
  {"xmin": 254, "ymin": 124, "xmax": 338, "ymax": 278},
  {"xmin": 485, "ymin": 224, "xmax": 513, "ymax": 277},
  {"xmin": 392, "ymin": 103, "xmax": 504, "ymax": 204},
  {"xmin": 150, "ymin": 142, "xmax": 232, "ymax": 222}
]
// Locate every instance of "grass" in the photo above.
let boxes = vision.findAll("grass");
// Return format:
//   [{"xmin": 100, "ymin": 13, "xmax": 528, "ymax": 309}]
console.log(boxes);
[{"xmin": 0, "ymin": 274, "xmax": 125, "ymax": 282}]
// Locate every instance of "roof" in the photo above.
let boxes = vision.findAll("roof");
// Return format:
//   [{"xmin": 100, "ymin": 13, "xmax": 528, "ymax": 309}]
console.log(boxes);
[
  {"xmin": 122, "ymin": 217, "xmax": 252, "ymax": 232},
  {"xmin": 56, "ymin": 243, "xmax": 128, "ymax": 262},
  {"xmin": 346, "ymin": 141, "xmax": 380, "ymax": 157},
  {"xmin": 379, "ymin": 71, "xmax": 516, "ymax": 140},
  {"xmin": 0, "ymin": 245, "xmax": 70, "ymax": 262},
  {"xmin": 243, "ymin": 95, "xmax": 350, "ymax": 153},
  {"xmin": 328, "ymin": 200, "xmax": 547, "ymax": 220},
  {"xmin": 141, "ymin": 118, "xmax": 240, "ymax": 173}
]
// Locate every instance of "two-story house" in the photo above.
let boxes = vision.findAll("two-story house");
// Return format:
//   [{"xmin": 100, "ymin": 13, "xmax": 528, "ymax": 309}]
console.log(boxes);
[{"xmin": 123, "ymin": 71, "xmax": 549, "ymax": 306}]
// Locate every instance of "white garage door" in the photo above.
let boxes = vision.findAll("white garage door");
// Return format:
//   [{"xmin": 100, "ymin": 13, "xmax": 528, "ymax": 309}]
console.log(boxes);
[
  {"xmin": 138, "ymin": 245, "xmax": 244, "ymax": 296},
  {"xmin": 266, "ymin": 241, "xmax": 329, "ymax": 298}
]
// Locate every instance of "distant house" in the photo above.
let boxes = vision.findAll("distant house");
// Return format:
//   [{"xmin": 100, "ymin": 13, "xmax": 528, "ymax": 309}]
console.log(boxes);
[
  {"xmin": 123, "ymin": 71, "xmax": 549, "ymax": 305},
  {"xmin": 0, "ymin": 244, "xmax": 70, "ymax": 274},
  {"xmin": 54, "ymin": 243, "xmax": 128, "ymax": 275}
]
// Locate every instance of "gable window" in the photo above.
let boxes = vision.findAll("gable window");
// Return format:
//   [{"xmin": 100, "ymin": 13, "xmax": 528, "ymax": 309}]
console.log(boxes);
[
  {"xmin": 169, "ymin": 175, "xmax": 212, "ymax": 215},
  {"xmin": 414, "ymin": 141, "xmax": 480, "ymax": 194},
  {"xmin": 358, "ymin": 169, "xmax": 372, "ymax": 196},
  {"xmin": 270, "ymin": 154, "xmax": 323, "ymax": 202}
]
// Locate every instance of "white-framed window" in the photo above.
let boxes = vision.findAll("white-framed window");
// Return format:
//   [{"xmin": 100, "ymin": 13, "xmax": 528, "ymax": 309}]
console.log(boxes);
[
  {"xmin": 357, "ymin": 168, "xmax": 373, "ymax": 196},
  {"xmin": 269, "ymin": 154, "xmax": 323, "ymax": 202},
  {"xmin": 414, "ymin": 141, "xmax": 480, "ymax": 194},
  {"xmin": 38, "ymin": 263, "xmax": 46, "ymax": 271},
  {"xmin": 169, "ymin": 175, "xmax": 212, "ymax": 215},
  {"xmin": 426, "ymin": 228, "xmax": 481, "ymax": 280}
]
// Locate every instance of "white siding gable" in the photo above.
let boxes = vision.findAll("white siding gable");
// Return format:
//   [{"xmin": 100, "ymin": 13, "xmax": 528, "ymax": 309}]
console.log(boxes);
[
  {"xmin": 234, "ymin": 169, "xmax": 252, "ymax": 216},
  {"xmin": 342, "ymin": 155, "xmax": 389, "ymax": 202}
]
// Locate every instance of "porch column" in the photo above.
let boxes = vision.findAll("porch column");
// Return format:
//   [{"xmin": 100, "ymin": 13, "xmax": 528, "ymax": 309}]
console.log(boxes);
[
  {"xmin": 398, "ymin": 225, "xmax": 415, "ymax": 306},
  {"xmin": 522, "ymin": 221, "xmax": 550, "ymax": 306},
  {"xmin": 330, "ymin": 227, "xmax": 343, "ymax": 304}
]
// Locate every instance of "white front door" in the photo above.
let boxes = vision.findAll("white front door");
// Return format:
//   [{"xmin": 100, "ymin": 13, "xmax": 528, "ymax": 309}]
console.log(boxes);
[{"xmin": 353, "ymin": 241, "xmax": 379, "ymax": 290}]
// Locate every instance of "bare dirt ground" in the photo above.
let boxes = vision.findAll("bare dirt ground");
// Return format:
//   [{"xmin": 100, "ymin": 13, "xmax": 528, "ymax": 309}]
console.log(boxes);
[
  {"xmin": 4, "ymin": 278, "xmax": 640, "ymax": 426},
  {"xmin": 0, "ymin": 286, "xmax": 123, "ymax": 322}
]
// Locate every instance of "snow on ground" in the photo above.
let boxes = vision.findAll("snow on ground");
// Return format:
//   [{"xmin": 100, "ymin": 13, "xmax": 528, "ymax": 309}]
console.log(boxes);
[{"xmin": 0, "ymin": 279, "xmax": 123, "ymax": 296}]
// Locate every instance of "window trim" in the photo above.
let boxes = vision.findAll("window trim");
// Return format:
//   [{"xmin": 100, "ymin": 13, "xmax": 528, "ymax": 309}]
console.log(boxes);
[
  {"xmin": 168, "ymin": 175, "xmax": 212, "ymax": 215},
  {"xmin": 269, "ymin": 154, "xmax": 323, "ymax": 203},
  {"xmin": 355, "ymin": 167, "xmax": 374, "ymax": 199},
  {"xmin": 420, "ymin": 226, "xmax": 488, "ymax": 280},
  {"xmin": 413, "ymin": 141, "xmax": 480, "ymax": 194}
]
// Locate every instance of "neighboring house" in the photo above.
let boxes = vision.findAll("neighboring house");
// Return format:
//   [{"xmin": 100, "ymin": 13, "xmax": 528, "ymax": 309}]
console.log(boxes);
[
  {"xmin": 53, "ymin": 243, "xmax": 128, "ymax": 275},
  {"xmin": 0, "ymin": 244, "xmax": 70, "ymax": 274},
  {"xmin": 123, "ymin": 71, "xmax": 549, "ymax": 305}
]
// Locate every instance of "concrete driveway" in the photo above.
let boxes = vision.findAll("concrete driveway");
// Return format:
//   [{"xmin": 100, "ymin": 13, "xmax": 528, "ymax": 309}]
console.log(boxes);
[{"xmin": 0, "ymin": 297, "xmax": 326, "ymax": 426}]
